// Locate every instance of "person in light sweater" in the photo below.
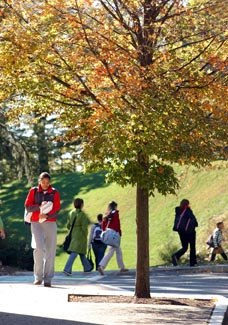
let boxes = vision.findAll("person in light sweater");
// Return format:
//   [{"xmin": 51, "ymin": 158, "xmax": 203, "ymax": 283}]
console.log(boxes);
[{"xmin": 210, "ymin": 221, "xmax": 227, "ymax": 262}]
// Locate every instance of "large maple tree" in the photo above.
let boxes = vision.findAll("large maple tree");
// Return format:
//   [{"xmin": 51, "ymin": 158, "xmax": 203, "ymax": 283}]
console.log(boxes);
[{"xmin": 0, "ymin": 0, "xmax": 228, "ymax": 297}]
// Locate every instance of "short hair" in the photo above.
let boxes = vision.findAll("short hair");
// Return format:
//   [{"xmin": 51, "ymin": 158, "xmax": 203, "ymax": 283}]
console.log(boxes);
[
  {"xmin": 180, "ymin": 199, "xmax": 189, "ymax": 208},
  {"xmin": 108, "ymin": 201, "xmax": 117, "ymax": 210},
  {"xmin": 217, "ymin": 221, "xmax": 224, "ymax": 227},
  {"xmin": 97, "ymin": 213, "xmax": 103, "ymax": 222},
  {"xmin": 38, "ymin": 172, "xmax": 51, "ymax": 181},
  {"xmin": 74, "ymin": 198, "xmax": 84, "ymax": 209}
]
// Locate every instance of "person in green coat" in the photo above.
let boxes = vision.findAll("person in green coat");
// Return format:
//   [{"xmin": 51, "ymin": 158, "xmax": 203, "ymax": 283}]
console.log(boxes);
[{"xmin": 63, "ymin": 198, "xmax": 92, "ymax": 275}]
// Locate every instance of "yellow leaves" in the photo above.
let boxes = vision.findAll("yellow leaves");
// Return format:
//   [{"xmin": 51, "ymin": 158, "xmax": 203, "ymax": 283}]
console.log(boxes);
[
  {"xmin": 0, "ymin": 0, "xmax": 227, "ymax": 173},
  {"xmin": 77, "ymin": 0, "xmax": 93, "ymax": 5}
]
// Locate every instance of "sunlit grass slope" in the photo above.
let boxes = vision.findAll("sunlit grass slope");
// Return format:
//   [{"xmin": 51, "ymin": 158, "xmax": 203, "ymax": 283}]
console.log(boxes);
[{"xmin": 1, "ymin": 161, "xmax": 228, "ymax": 271}]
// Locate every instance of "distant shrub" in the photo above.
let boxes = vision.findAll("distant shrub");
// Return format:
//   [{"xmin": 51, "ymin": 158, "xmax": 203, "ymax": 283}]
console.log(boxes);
[{"xmin": 0, "ymin": 242, "xmax": 33, "ymax": 271}]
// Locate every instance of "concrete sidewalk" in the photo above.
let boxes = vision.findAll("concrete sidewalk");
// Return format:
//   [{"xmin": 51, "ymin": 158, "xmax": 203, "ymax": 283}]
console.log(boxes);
[{"xmin": 0, "ymin": 266, "xmax": 227, "ymax": 324}]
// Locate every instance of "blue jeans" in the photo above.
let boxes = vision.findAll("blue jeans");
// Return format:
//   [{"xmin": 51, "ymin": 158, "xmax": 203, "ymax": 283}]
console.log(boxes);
[
  {"xmin": 64, "ymin": 252, "xmax": 91, "ymax": 273},
  {"xmin": 92, "ymin": 241, "xmax": 107, "ymax": 270}
]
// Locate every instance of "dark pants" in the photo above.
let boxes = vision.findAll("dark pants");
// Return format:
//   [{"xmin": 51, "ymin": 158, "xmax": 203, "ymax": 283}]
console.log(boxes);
[
  {"xmin": 92, "ymin": 241, "xmax": 107, "ymax": 270},
  {"xmin": 174, "ymin": 231, "xmax": 197, "ymax": 266}
]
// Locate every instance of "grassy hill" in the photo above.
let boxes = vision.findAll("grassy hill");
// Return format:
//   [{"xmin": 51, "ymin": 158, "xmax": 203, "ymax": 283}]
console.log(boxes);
[{"xmin": 1, "ymin": 161, "xmax": 228, "ymax": 272}]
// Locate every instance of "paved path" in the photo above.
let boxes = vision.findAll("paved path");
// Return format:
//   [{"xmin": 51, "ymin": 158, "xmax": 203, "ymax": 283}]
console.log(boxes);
[{"xmin": 0, "ymin": 265, "xmax": 228, "ymax": 324}]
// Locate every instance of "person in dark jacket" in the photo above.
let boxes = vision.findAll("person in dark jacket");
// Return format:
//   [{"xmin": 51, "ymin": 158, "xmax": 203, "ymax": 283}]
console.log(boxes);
[
  {"xmin": 88, "ymin": 213, "xmax": 107, "ymax": 270},
  {"xmin": 172, "ymin": 199, "xmax": 198, "ymax": 267}
]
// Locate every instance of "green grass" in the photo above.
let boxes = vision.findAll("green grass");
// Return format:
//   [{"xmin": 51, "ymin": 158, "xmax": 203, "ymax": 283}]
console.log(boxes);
[{"xmin": 1, "ymin": 161, "xmax": 228, "ymax": 272}]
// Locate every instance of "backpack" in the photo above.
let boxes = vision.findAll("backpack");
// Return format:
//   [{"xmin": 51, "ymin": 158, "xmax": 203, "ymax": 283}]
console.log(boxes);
[
  {"xmin": 92, "ymin": 223, "xmax": 102, "ymax": 242},
  {"xmin": 206, "ymin": 234, "xmax": 214, "ymax": 248}
]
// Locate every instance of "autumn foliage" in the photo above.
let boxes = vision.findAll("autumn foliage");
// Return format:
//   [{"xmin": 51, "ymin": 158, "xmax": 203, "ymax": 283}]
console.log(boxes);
[{"xmin": 0, "ymin": 0, "xmax": 227, "ymax": 297}]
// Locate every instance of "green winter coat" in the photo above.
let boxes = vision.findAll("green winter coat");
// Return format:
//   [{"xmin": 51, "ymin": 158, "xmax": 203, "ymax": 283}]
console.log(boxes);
[{"xmin": 67, "ymin": 208, "xmax": 89, "ymax": 254}]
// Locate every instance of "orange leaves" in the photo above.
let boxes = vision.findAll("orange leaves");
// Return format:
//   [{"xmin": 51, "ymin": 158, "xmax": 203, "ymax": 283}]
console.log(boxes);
[
  {"xmin": 0, "ymin": 0, "xmax": 228, "ymax": 177},
  {"xmin": 208, "ymin": 57, "xmax": 228, "ymax": 72}
]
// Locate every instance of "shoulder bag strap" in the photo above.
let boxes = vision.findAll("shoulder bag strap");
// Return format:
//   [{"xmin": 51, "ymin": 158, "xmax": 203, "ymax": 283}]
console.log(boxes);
[
  {"xmin": 176, "ymin": 208, "xmax": 187, "ymax": 230},
  {"xmin": 69, "ymin": 216, "xmax": 77, "ymax": 236}
]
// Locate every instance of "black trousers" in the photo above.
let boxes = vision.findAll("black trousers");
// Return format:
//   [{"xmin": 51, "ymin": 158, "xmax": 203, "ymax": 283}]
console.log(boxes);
[
  {"xmin": 174, "ymin": 231, "xmax": 197, "ymax": 266},
  {"xmin": 92, "ymin": 241, "xmax": 107, "ymax": 270}
]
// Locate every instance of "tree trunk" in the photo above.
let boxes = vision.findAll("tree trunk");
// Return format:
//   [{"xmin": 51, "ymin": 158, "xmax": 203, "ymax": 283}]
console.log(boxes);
[
  {"xmin": 135, "ymin": 154, "xmax": 151, "ymax": 298},
  {"xmin": 33, "ymin": 116, "xmax": 49, "ymax": 173}
]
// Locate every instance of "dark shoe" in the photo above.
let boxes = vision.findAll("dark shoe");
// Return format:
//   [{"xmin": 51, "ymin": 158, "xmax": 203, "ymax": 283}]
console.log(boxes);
[
  {"xmin": 120, "ymin": 268, "xmax": 129, "ymax": 273},
  {"xmin": 33, "ymin": 280, "xmax": 42, "ymax": 285},
  {"xmin": 44, "ymin": 282, "xmax": 51, "ymax": 287},
  {"xmin": 98, "ymin": 266, "xmax": 104, "ymax": 275},
  {"xmin": 171, "ymin": 254, "xmax": 178, "ymax": 266},
  {"xmin": 63, "ymin": 270, "xmax": 72, "ymax": 276},
  {"xmin": 85, "ymin": 266, "xmax": 94, "ymax": 272}
]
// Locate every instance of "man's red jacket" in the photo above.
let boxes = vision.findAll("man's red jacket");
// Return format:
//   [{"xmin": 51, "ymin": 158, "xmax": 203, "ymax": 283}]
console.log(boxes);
[{"xmin": 24, "ymin": 185, "xmax": 60, "ymax": 222}]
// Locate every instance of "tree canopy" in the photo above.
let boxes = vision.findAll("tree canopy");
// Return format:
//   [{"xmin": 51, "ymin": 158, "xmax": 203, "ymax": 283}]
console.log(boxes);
[{"xmin": 0, "ymin": 0, "xmax": 227, "ymax": 297}]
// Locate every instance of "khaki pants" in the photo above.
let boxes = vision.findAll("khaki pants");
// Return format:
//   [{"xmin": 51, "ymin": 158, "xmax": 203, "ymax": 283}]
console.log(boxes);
[
  {"xmin": 99, "ymin": 243, "xmax": 125, "ymax": 270},
  {"xmin": 210, "ymin": 245, "xmax": 227, "ymax": 261},
  {"xmin": 31, "ymin": 222, "xmax": 57, "ymax": 282}
]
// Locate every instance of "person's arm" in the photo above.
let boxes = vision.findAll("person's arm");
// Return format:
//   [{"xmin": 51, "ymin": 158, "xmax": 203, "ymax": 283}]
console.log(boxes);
[
  {"xmin": 66, "ymin": 211, "xmax": 74, "ymax": 230},
  {"xmin": 88, "ymin": 224, "xmax": 95, "ymax": 250},
  {"xmin": 217, "ymin": 230, "xmax": 223, "ymax": 246},
  {"xmin": 213, "ymin": 230, "xmax": 219, "ymax": 248},
  {"xmin": 0, "ymin": 217, "xmax": 6, "ymax": 239},
  {"xmin": 0, "ymin": 228, "xmax": 5, "ymax": 239},
  {"xmin": 40, "ymin": 190, "xmax": 61, "ymax": 220},
  {"xmin": 187, "ymin": 208, "xmax": 198, "ymax": 227},
  {"xmin": 81, "ymin": 212, "xmax": 89, "ymax": 237},
  {"xmin": 116, "ymin": 212, "xmax": 122, "ymax": 236},
  {"xmin": 46, "ymin": 190, "xmax": 61, "ymax": 218},
  {"xmin": 24, "ymin": 188, "xmax": 40, "ymax": 212}
]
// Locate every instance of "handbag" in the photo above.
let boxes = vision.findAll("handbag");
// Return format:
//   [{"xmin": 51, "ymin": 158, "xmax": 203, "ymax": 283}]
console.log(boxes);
[
  {"xmin": 206, "ymin": 234, "xmax": 214, "ymax": 248},
  {"xmin": 86, "ymin": 248, "xmax": 94, "ymax": 271},
  {"xmin": 62, "ymin": 216, "xmax": 77, "ymax": 254},
  {"xmin": 24, "ymin": 209, "xmax": 32, "ymax": 224},
  {"xmin": 101, "ymin": 228, "xmax": 120, "ymax": 247}
]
